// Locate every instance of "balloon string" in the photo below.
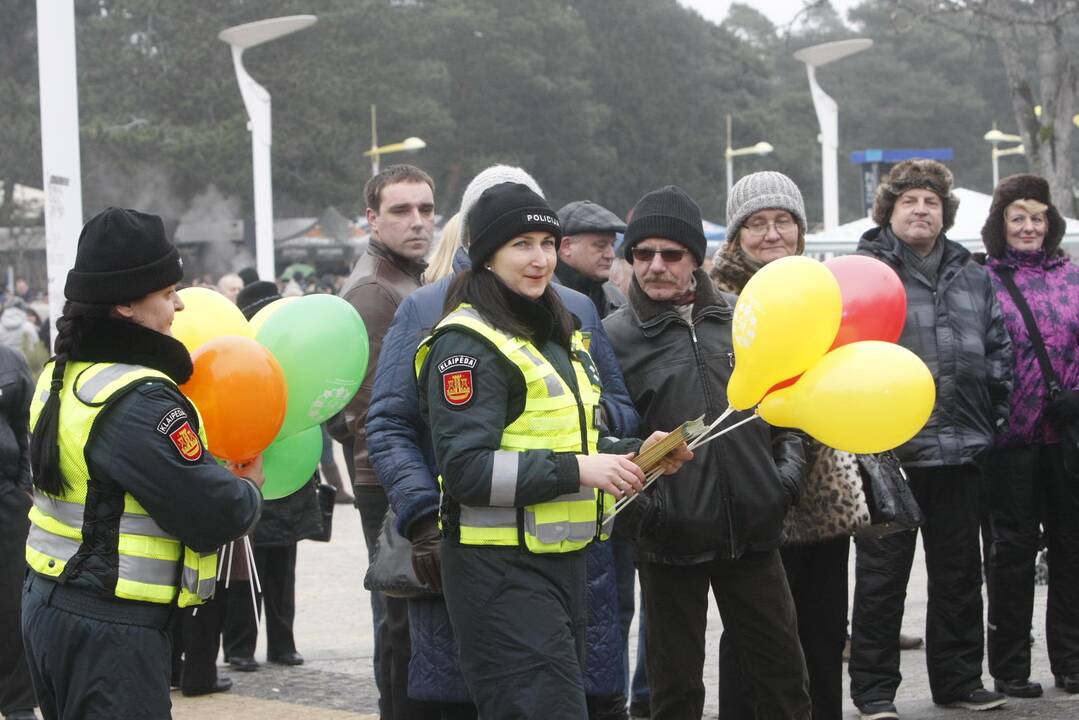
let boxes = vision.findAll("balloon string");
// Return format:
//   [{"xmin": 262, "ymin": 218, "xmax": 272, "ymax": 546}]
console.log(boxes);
[
  {"xmin": 691, "ymin": 412, "xmax": 762, "ymax": 448},
  {"xmin": 224, "ymin": 540, "xmax": 234, "ymax": 589},
  {"xmin": 244, "ymin": 536, "xmax": 261, "ymax": 622}
]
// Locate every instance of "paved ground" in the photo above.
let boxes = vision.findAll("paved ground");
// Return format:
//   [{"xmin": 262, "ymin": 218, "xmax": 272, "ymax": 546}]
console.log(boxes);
[{"xmin": 165, "ymin": 450, "xmax": 1078, "ymax": 719}]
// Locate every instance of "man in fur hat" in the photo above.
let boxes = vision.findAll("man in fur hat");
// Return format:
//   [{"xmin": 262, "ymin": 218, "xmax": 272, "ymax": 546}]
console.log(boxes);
[{"xmin": 848, "ymin": 160, "xmax": 1014, "ymax": 719}]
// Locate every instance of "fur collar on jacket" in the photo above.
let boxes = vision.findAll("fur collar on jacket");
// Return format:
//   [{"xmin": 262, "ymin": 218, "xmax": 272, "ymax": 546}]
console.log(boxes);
[{"xmin": 63, "ymin": 315, "xmax": 193, "ymax": 384}]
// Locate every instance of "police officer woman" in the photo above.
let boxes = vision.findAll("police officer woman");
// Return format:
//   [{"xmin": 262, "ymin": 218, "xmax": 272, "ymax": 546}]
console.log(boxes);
[
  {"xmin": 417, "ymin": 183, "xmax": 690, "ymax": 719},
  {"xmin": 22, "ymin": 207, "xmax": 264, "ymax": 720}
]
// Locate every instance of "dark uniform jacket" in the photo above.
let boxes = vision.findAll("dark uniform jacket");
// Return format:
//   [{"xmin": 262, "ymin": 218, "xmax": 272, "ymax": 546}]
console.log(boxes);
[
  {"xmin": 603, "ymin": 270, "xmax": 805, "ymax": 565},
  {"xmin": 338, "ymin": 239, "xmax": 426, "ymax": 487},
  {"xmin": 0, "ymin": 345, "xmax": 32, "ymax": 490},
  {"xmin": 49, "ymin": 317, "xmax": 263, "ymax": 597},
  {"xmin": 857, "ymin": 227, "xmax": 1013, "ymax": 467}
]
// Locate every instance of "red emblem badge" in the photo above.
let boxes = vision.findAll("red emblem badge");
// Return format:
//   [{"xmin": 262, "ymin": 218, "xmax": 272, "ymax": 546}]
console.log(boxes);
[
  {"xmin": 443, "ymin": 370, "xmax": 474, "ymax": 406},
  {"xmin": 169, "ymin": 421, "xmax": 203, "ymax": 461}
]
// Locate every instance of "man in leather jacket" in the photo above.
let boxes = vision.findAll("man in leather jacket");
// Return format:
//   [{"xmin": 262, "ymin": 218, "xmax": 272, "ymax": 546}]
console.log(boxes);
[{"xmin": 603, "ymin": 185, "xmax": 810, "ymax": 720}]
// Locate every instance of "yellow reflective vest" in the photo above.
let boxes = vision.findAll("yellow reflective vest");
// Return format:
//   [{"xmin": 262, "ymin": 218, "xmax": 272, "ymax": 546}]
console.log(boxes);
[
  {"xmin": 27, "ymin": 361, "xmax": 217, "ymax": 607},
  {"xmin": 416, "ymin": 303, "xmax": 612, "ymax": 554}
]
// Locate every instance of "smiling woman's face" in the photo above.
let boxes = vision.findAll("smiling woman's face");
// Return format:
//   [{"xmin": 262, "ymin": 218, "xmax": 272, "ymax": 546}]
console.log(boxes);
[{"xmin": 488, "ymin": 231, "xmax": 557, "ymax": 300}]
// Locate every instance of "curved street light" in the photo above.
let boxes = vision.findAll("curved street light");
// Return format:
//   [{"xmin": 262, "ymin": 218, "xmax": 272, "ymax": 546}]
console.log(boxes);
[
  {"xmin": 219, "ymin": 14, "xmax": 317, "ymax": 282},
  {"xmin": 793, "ymin": 38, "xmax": 873, "ymax": 232},
  {"xmin": 725, "ymin": 114, "xmax": 773, "ymax": 199},
  {"xmin": 362, "ymin": 104, "xmax": 427, "ymax": 176},
  {"xmin": 983, "ymin": 126, "xmax": 1024, "ymax": 189}
]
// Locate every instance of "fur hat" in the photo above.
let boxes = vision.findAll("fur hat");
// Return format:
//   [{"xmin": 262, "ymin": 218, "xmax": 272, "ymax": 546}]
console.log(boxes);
[
  {"xmin": 981, "ymin": 173, "xmax": 1066, "ymax": 258},
  {"xmin": 459, "ymin": 165, "xmax": 544, "ymax": 248},
  {"xmin": 65, "ymin": 207, "xmax": 183, "ymax": 304},
  {"xmin": 623, "ymin": 185, "xmax": 706, "ymax": 265},
  {"xmin": 872, "ymin": 159, "xmax": 959, "ymax": 232}
]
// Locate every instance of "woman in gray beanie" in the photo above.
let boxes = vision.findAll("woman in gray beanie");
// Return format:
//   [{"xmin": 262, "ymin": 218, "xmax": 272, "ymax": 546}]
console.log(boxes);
[{"xmin": 711, "ymin": 172, "xmax": 857, "ymax": 720}]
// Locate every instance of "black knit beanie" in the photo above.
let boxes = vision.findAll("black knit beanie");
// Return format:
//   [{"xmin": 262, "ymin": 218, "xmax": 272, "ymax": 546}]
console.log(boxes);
[
  {"xmin": 467, "ymin": 183, "xmax": 561, "ymax": 266},
  {"xmin": 236, "ymin": 280, "xmax": 282, "ymax": 320},
  {"xmin": 623, "ymin": 185, "xmax": 706, "ymax": 265},
  {"xmin": 65, "ymin": 207, "xmax": 183, "ymax": 304}
]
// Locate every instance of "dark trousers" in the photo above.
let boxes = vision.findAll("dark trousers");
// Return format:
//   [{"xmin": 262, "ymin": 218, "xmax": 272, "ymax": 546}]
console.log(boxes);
[
  {"xmin": 441, "ymin": 542, "xmax": 588, "ymax": 720},
  {"xmin": 719, "ymin": 536, "xmax": 849, "ymax": 720},
  {"xmin": 986, "ymin": 443, "xmax": 1079, "ymax": 680},
  {"xmin": 638, "ymin": 550, "xmax": 810, "ymax": 720},
  {"xmin": 171, "ymin": 584, "xmax": 230, "ymax": 691},
  {"xmin": 0, "ymin": 482, "xmax": 35, "ymax": 715},
  {"xmin": 223, "ymin": 544, "xmax": 298, "ymax": 660},
  {"xmin": 850, "ymin": 463, "xmax": 985, "ymax": 705}
]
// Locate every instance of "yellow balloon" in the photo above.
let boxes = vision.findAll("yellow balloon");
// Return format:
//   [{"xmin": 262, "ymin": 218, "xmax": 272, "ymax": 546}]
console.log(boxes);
[
  {"xmin": 758, "ymin": 341, "xmax": 936, "ymax": 454},
  {"xmin": 727, "ymin": 256, "xmax": 842, "ymax": 410},
  {"xmin": 172, "ymin": 287, "xmax": 251, "ymax": 353},
  {"xmin": 249, "ymin": 295, "xmax": 299, "ymax": 335}
]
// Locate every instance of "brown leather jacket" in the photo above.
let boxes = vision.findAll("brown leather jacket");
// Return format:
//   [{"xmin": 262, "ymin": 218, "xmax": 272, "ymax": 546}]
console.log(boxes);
[{"xmin": 339, "ymin": 240, "xmax": 426, "ymax": 487}]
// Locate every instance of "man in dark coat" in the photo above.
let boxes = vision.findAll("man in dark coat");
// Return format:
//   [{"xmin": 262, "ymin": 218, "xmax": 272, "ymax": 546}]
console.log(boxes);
[
  {"xmin": 603, "ymin": 185, "xmax": 810, "ymax": 720},
  {"xmin": 849, "ymin": 159, "xmax": 1013, "ymax": 719},
  {"xmin": 556, "ymin": 200, "xmax": 627, "ymax": 319}
]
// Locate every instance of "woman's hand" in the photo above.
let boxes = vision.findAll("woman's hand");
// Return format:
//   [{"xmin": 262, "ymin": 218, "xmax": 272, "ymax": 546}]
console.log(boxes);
[
  {"xmin": 226, "ymin": 455, "xmax": 265, "ymax": 490},
  {"xmin": 577, "ymin": 453, "xmax": 646, "ymax": 498},
  {"xmin": 639, "ymin": 430, "xmax": 694, "ymax": 476}
]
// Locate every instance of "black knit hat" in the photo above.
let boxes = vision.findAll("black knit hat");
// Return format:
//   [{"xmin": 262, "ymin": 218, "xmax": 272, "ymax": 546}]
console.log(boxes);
[
  {"xmin": 623, "ymin": 185, "xmax": 706, "ymax": 265},
  {"xmin": 65, "ymin": 207, "xmax": 183, "ymax": 304},
  {"xmin": 467, "ymin": 183, "xmax": 561, "ymax": 266},
  {"xmin": 872, "ymin": 159, "xmax": 959, "ymax": 232},
  {"xmin": 981, "ymin": 174, "xmax": 1066, "ymax": 258},
  {"xmin": 236, "ymin": 280, "xmax": 282, "ymax": 320}
]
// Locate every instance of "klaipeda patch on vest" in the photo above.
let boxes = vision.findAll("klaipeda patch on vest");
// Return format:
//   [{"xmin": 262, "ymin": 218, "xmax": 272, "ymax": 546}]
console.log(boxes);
[
  {"xmin": 438, "ymin": 355, "xmax": 478, "ymax": 409},
  {"xmin": 157, "ymin": 406, "xmax": 203, "ymax": 462}
]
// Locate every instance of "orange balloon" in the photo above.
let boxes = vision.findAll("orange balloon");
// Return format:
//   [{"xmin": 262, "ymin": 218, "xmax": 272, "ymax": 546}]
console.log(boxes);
[{"xmin": 181, "ymin": 335, "xmax": 287, "ymax": 462}]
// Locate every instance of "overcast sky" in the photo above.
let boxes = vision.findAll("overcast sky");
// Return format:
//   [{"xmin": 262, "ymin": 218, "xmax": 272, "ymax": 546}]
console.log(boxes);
[{"xmin": 677, "ymin": 0, "xmax": 862, "ymax": 28}]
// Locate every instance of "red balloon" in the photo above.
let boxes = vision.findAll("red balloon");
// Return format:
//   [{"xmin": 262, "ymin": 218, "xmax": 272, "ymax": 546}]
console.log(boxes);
[
  {"xmin": 180, "ymin": 335, "xmax": 287, "ymax": 462},
  {"xmin": 824, "ymin": 255, "xmax": 906, "ymax": 350}
]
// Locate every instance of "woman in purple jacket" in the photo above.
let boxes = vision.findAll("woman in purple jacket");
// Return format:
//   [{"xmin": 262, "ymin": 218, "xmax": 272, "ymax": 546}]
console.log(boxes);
[{"xmin": 981, "ymin": 174, "xmax": 1079, "ymax": 699}]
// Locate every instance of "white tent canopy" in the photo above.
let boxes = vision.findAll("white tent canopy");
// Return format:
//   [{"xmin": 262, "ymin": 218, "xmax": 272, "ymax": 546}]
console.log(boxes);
[{"xmin": 805, "ymin": 187, "xmax": 1079, "ymax": 255}]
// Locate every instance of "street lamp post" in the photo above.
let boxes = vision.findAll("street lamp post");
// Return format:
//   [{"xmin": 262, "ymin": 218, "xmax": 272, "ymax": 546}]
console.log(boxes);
[
  {"xmin": 793, "ymin": 39, "xmax": 873, "ymax": 232},
  {"xmin": 725, "ymin": 114, "xmax": 774, "ymax": 199},
  {"xmin": 983, "ymin": 126, "xmax": 1024, "ymax": 189},
  {"xmin": 363, "ymin": 104, "xmax": 426, "ymax": 177},
  {"xmin": 219, "ymin": 15, "xmax": 317, "ymax": 283}
]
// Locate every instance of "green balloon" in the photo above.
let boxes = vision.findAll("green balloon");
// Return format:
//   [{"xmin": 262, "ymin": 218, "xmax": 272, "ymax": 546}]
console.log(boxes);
[
  {"xmin": 261, "ymin": 426, "xmax": 323, "ymax": 500},
  {"xmin": 256, "ymin": 294, "xmax": 369, "ymax": 439}
]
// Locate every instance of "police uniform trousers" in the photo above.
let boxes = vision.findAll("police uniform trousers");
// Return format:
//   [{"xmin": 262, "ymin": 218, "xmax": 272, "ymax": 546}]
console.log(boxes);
[
  {"xmin": 850, "ymin": 464, "xmax": 985, "ymax": 706},
  {"xmin": 22, "ymin": 573, "xmax": 173, "ymax": 720},
  {"xmin": 0, "ymin": 481, "xmax": 35, "ymax": 716},
  {"xmin": 986, "ymin": 443, "xmax": 1079, "ymax": 681},
  {"xmin": 440, "ymin": 540, "xmax": 589, "ymax": 720}
]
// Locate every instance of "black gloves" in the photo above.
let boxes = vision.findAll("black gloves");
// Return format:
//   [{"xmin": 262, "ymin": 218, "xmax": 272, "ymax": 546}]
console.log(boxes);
[{"xmin": 409, "ymin": 515, "xmax": 442, "ymax": 592}]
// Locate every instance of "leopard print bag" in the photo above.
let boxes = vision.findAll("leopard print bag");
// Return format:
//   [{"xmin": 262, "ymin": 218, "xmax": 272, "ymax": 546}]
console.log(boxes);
[{"xmin": 783, "ymin": 442, "xmax": 871, "ymax": 545}]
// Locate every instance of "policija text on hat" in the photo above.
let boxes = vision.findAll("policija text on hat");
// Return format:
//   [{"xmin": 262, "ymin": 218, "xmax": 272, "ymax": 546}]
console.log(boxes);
[{"xmin": 21, "ymin": 207, "xmax": 264, "ymax": 720}]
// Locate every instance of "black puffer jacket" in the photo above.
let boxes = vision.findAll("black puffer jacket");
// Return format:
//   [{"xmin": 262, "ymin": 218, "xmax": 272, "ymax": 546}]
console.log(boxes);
[
  {"xmin": 603, "ymin": 270, "xmax": 805, "ymax": 564},
  {"xmin": 857, "ymin": 227, "xmax": 1013, "ymax": 467},
  {"xmin": 0, "ymin": 344, "xmax": 32, "ymax": 490}
]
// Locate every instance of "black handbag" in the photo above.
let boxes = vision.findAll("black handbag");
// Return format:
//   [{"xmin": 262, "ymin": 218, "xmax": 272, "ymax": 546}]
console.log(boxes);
[
  {"xmin": 309, "ymin": 483, "xmax": 336, "ymax": 543},
  {"xmin": 855, "ymin": 451, "xmax": 924, "ymax": 538},
  {"xmin": 363, "ymin": 508, "xmax": 441, "ymax": 599},
  {"xmin": 998, "ymin": 270, "xmax": 1079, "ymax": 447}
]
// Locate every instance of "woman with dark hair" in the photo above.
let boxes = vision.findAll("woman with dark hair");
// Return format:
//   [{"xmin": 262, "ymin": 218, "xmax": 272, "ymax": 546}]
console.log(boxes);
[
  {"xmin": 21, "ymin": 207, "xmax": 263, "ymax": 719},
  {"xmin": 417, "ymin": 183, "xmax": 690, "ymax": 719},
  {"xmin": 980, "ymin": 174, "xmax": 1079, "ymax": 699}
]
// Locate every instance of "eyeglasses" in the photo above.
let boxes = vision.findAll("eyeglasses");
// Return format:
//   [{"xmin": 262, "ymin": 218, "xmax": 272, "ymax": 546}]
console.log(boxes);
[
  {"xmin": 743, "ymin": 218, "xmax": 797, "ymax": 237},
  {"xmin": 631, "ymin": 247, "xmax": 688, "ymax": 263}
]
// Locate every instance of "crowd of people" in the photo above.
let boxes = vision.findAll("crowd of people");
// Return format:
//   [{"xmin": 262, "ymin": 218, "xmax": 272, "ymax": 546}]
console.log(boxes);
[{"xmin": 0, "ymin": 156, "xmax": 1077, "ymax": 720}]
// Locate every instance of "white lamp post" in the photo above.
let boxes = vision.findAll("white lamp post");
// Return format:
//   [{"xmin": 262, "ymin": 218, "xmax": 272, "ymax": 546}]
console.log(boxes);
[
  {"xmin": 219, "ymin": 15, "xmax": 317, "ymax": 282},
  {"xmin": 793, "ymin": 39, "xmax": 873, "ymax": 232},
  {"xmin": 983, "ymin": 126, "xmax": 1024, "ymax": 189},
  {"xmin": 725, "ymin": 114, "xmax": 774, "ymax": 199},
  {"xmin": 362, "ymin": 104, "xmax": 426, "ymax": 177}
]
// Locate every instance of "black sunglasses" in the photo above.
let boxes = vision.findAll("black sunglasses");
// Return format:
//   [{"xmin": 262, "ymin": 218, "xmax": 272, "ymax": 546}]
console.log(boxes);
[{"xmin": 631, "ymin": 247, "xmax": 687, "ymax": 263}]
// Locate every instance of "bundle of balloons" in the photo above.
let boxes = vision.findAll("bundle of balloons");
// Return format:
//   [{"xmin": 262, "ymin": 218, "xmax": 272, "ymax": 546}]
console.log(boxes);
[
  {"xmin": 172, "ymin": 288, "xmax": 368, "ymax": 499},
  {"xmin": 726, "ymin": 255, "xmax": 934, "ymax": 454}
]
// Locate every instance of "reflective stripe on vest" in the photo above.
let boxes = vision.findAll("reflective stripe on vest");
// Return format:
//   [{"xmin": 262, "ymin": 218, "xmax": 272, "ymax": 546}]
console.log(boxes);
[
  {"xmin": 416, "ymin": 304, "xmax": 612, "ymax": 553},
  {"xmin": 27, "ymin": 361, "xmax": 217, "ymax": 606}
]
